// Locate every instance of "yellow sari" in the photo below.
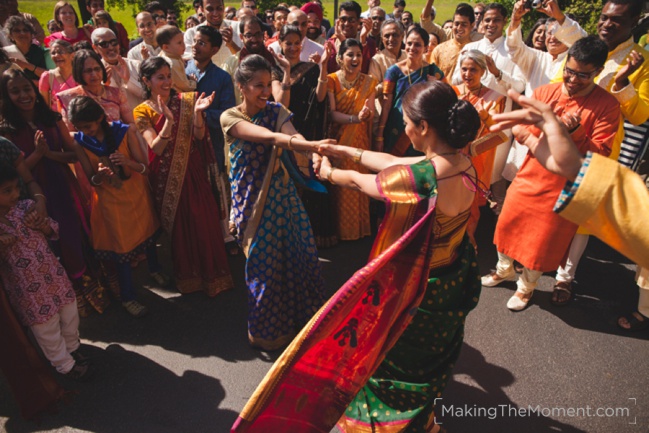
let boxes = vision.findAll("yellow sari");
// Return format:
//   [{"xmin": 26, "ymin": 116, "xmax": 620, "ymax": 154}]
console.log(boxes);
[{"xmin": 327, "ymin": 72, "xmax": 378, "ymax": 241}]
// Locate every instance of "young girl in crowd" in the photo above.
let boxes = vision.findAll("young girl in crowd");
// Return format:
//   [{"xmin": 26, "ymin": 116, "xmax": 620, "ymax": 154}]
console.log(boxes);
[
  {"xmin": 0, "ymin": 162, "xmax": 90, "ymax": 380},
  {"xmin": 68, "ymin": 96, "xmax": 167, "ymax": 318},
  {"xmin": 0, "ymin": 68, "xmax": 108, "ymax": 317}
]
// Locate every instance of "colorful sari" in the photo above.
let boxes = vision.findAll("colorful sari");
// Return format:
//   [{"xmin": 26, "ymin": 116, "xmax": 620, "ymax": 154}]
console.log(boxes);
[
  {"xmin": 273, "ymin": 62, "xmax": 336, "ymax": 247},
  {"xmin": 221, "ymin": 102, "xmax": 325, "ymax": 351},
  {"xmin": 134, "ymin": 93, "xmax": 233, "ymax": 296},
  {"xmin": 7, "ymin": 123, "xmax": 108, "ymax": 315},
  {"xmin": 328, "ymin": 72, "xmax": 377, "ymax": 241},
  {"xmin": 383, "ymin": 64, "xmax": 444, "ymax": 157},
  {"xmin": 231, "ymin": 160, "xmax": 481, "ymax": 433}
]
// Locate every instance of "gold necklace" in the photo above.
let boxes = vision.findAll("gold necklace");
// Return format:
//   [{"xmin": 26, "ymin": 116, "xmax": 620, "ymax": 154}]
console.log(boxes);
[
  {"xmin": 406, "ymin": 60, "xmax": 424, "ymax": 86},
  {"xmin": 238, "ymin": 105, "xmax": 253, "ymax": 122},
  {"xmin": 339, "ymin": 70, "xmax": 360, "ymax": 89}
]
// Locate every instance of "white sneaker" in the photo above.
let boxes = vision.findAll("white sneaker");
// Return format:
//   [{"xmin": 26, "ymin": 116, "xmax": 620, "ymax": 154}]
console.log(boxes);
[{"xmin": 481, "ymin": 270, "xmax": 517, "ymax": 287}]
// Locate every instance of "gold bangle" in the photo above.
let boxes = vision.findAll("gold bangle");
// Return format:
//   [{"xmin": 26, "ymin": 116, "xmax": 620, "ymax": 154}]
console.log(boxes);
[
  {"xmin": 353, "ymin": 148, "xmax": 364, "ymax": 163},
  {"xmin": 288, "ymin": 134, "xmax": 297, "ymax": 150},
  {"xmin": 33, "ymin": 193, "xmax": 46, "ymax": 202},
  {"xmin": 327, "ymin": 167, "xmax": 336, "ymax": 184},
  {"xmin": 318, "ymin": 78, "xmax": 328, "ymax": 84},
  {"xmin": 159, "ymin": 134, "xmax": 171, "ymax": 140}
]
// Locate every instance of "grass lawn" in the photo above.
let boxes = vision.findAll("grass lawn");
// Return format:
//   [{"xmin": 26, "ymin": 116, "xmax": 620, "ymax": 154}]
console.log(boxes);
[{"xmin": 26, "ymin": 0, "xmax": 460, "ymax": 40}]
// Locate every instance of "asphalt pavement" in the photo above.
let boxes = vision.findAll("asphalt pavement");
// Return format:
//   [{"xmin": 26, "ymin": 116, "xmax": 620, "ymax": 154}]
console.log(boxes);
[{"xmin": 1, "ymin": 209, "xmax": 648, "ymax": 433}]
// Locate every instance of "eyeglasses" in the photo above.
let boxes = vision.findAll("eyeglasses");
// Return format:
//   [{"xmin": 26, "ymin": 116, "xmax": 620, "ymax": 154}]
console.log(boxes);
[
  {"xmin": 475, "ymin": 11, "xmax": 484, "ymax": 16},
  {"xmin": 96, "ymin": 39, "xmax": 119, "ymax": 49},
  {"xmin": 564, "ymin": 66, "xmax": 598, "ymax": 81},
  {"xmin": 152, "ymin": 13, "xmax": 167, "ymax": 21},
  {"xmin": 371, "ymin": 16, "xmax": 385, "ymax": 21},
  {"xmin": 82, "ymin": 66, "xmax": 103, "ymax": 75},
  {"xmin": 243, "ymin": 31, "xmax": 263, "ymax": 39}
]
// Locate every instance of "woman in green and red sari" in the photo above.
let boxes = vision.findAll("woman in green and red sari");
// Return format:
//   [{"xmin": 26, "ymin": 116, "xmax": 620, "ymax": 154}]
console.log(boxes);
[
  {"xmin": 133, "ymin": 57, "xmax": 233, "ymax": 297},
  {"xmin": 232, "ymin": 81, "xmax": 483, "ymax": 433}
]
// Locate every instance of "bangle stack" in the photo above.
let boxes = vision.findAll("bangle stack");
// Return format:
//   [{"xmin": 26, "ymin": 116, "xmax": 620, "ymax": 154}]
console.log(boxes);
[
  {"xmin": 327, "ymin": 167, "xmax": 336, "ymax": 184},
  {"xmin": 352, "ymin": 148, "xmax": 364, "ymax": 163}
]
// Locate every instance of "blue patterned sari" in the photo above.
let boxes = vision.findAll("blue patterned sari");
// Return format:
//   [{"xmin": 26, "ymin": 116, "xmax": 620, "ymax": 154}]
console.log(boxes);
[{"xmin": 224, "ymin": 102, "xmax": 326, "ymax": 351}]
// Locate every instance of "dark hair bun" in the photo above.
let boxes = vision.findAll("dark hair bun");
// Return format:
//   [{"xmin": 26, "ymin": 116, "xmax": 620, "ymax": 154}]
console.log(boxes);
[{"xmin": 446, "ymin": 100, "xmax": 480, "ymax": 149}]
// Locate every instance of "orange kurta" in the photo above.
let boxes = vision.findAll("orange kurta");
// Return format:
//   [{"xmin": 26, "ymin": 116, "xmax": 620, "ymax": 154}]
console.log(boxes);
[
  {"xmin": 328, "ymin": 72, "xmax": 377, "ymax": 241},
  {"xmin": 494, "ymin": 82, "xmax": 622, "ymax": 271},
  {"xmin": 84, "ymin": 135, "xmax": 159, "ymax": 256}
]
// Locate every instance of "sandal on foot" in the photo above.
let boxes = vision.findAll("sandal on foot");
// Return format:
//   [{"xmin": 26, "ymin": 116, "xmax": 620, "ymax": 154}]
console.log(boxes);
[
  {"xmin": 122, "ymin": 300, "xmax": 148, "ymax": 318},
  {"xmin": 551, "ymin": 281, "xmax": 573, "ymax": 306},
  {"xmin": 225, "ymin": 240, "xmax": 240, "ymax": 256},
  {"xmin": 617, "ymin": 311, "xmax": 649, "ymax": 331},
  {"xmin": 150, "ymin": 271, "xmax": 171, "ymax": 287}
]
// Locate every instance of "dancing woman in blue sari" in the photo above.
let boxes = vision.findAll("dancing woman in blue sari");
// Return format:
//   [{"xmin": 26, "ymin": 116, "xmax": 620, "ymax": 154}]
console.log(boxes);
[{"xmin": 221, "ymin": 55, "xmax": 334, "ymax": 351}]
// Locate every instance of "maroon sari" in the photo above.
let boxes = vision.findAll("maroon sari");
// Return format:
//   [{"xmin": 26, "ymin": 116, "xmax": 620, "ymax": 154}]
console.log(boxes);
[{"xmin": 140, "ymin": 92, "xmax": 233, "ymax": 296}]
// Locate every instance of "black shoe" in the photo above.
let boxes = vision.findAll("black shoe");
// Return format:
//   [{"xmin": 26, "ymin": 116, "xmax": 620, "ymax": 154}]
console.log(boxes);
[
  {"xmin": 64, "ymin": 362, "xmax": 93, "ymax": 381},
  {"xmin": 70, "ymin": 348, "xmax": 90, "ymax": 365}
]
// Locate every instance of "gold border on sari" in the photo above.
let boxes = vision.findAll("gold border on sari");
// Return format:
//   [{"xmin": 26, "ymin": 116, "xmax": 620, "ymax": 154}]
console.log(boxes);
[{"xmin": 160, "ymin": 92, "xmax": 196, "ymax": 233}]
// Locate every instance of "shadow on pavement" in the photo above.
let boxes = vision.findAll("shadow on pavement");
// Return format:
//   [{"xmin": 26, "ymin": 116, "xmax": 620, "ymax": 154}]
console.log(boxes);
[{"xmin": 1, "ymin": 344, "xmax": 238, "ymax": 433}]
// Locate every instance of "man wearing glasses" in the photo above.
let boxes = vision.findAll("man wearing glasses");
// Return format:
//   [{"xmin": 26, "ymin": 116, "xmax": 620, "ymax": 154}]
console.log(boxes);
[
  {"xmin": 223, "ymin": 15, "xmax": 276, "ymax": 103},
  {"xmin": 325, "ymin": 1, "xmax": 377, "ymax": 74},
  {"xmin": 128, "ymin": 1, "xmax": 169, "ymax": 50},
  {"xmin": 473, "ymin": 2, "xmax": 485, "ymax": 32},
  {"xmin": 84, "ymin": 0, "xmax": 130, "ymax": 56},
  {"xmin": 92, "ymin": 28, "xmax": 145, "ymax": 112},
  {"xmin": 483, "ymin": 36, "xmax": 622, "ymax": 312},
  {"xmin": 127, "ymin": 12, "xmax": 162, "ymax": 61}
]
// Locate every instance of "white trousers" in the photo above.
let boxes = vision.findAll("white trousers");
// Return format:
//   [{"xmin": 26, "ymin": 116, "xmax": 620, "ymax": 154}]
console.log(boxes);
[
  {"xmin": 555, "ymin": 234, "xmax": 590, "ymax": 283},
  {"xmin": 30, "ymin": 300, "xmax": 80, "ymax": 374},
  {"xmin": 497, "ymin": 251, "xmax": 543, "ymax": 294},
  {"xmin": 637, "ymin": 267, "xmax": 649, "ymax": 318}
]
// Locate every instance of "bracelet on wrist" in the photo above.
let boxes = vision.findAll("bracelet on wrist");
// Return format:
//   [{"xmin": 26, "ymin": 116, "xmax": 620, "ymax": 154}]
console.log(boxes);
[
  {"xmin": 352, "ymin": 148, "xmax": 364, "ymax": 163},
  {"xmin": 288, "ymin": 134, "xmax": 297, "ymax": 150},
  {"xmin": 349, "ymin": 115, "xmax": 354, "ymax": 124},
  {"xmin": 318, "ymin": 78, "xmax": 328, "ymax": 84},
  {"xmin": 90, "ymin": 175, "xmax": 103, "ymax": 186},
  {"xmin": 33, "ymin": 193, "xmax": 46, "ymax": 202},
  {"xmin": 327, "ymin": 167, "xmax": 337, "ymax": 184},
  {"xmin": 159, "ymin": 133, "xmax": 172, "ymax": 140},
  {"xmin": 139, "ymin": 163, "xmax": 147, "ymax": 174}
]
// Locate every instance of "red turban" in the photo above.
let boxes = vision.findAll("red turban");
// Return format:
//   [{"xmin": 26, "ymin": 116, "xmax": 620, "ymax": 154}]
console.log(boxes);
[{"xmin": 300, "ymin": 2, "xmax": 323, "ymax": 22}]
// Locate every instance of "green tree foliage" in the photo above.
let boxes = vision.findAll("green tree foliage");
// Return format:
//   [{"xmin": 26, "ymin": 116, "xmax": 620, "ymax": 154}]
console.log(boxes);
[
  {"xmin": 105, "ymin": 0, "xmax": 190, "ymax": 19},
  {"xmin": 491, "ymin": 0, "xmax": 602, "ymax": 38}
]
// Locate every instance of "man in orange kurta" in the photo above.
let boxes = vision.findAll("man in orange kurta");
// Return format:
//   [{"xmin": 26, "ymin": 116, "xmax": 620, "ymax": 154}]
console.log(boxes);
[{"xmin": 481, "ymin": 36, "xmax": 622, "ymax": 311}]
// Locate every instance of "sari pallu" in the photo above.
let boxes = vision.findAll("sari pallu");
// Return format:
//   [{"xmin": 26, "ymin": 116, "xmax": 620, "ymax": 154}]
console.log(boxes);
[
  {"xmin": 327, "ymin": 73, "xmax": 377, "ymax": 241},
  {"xmin": 232, "ymin": 161, "xmax": 481, "ymax": 433},
  {"xmin": 143, "ymin": 92, "xmax": 233, "ymax": 296},
  {"xmin": 383, "ymin": 64, "xmax": 445, "ymax": 157},
  {"xmin": 225, "ymin": 102, "xmax": 325, "ymax": 351}
]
